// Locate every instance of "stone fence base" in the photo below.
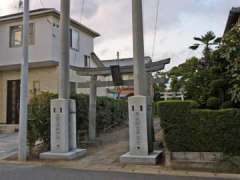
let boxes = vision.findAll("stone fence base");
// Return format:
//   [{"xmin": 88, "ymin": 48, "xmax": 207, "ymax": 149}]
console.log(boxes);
[
  {"xmin": 171, "ymin": 152, "xmax": 223, "ymax": 163},
  {"xmin": 167, "ymin": 152, "xmax": 240, "ymax": 172}
]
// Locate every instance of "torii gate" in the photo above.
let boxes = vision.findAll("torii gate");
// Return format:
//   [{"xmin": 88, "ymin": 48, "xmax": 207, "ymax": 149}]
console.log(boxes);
[{"xmin": 71, "ymin": 56, "xmax": 170, "ymax": 142}]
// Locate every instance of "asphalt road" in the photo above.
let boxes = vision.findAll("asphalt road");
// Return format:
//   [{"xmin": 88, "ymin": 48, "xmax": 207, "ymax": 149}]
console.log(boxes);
[{"xmin": 0, "ymin": 164, "xmax": 237, "ymax": 180}]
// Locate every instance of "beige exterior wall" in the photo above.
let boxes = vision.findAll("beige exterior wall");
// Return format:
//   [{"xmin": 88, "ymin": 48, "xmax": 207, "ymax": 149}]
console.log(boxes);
[{"xmin": 0, "ymin": 66, "xmax": 58, "ymax": 124}]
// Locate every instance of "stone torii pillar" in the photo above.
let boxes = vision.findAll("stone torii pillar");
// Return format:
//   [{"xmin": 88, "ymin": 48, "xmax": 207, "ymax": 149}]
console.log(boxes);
[
  {"xmin": 120, "ymin": 0, "xmax": 162, "ymax": 165},
  {"xmin": 89, "ymin": 75, "xmax": 97, "ymax": 142}
]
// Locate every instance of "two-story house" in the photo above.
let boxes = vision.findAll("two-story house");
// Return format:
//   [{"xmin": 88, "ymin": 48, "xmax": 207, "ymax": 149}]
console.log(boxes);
[{"xmin": 0, "ymin": 8, "xmax": 100, "ymax": 126}]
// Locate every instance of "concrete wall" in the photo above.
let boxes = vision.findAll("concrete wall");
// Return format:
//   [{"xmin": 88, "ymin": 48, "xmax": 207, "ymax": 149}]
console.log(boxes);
[{"xmin": 0, "ymin": 67, "xmax": 58, "ymax": 124}]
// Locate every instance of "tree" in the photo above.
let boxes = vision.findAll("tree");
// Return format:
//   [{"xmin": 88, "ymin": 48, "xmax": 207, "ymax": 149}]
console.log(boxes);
[
  {"xmin": 167, "ymin": 55, "xmax": 229, "ymax": 107},
  {"xmin": 190, "ymin": 31, "xmax": 221, "ymax": 68},
  {"xmin": 153, "ymin": 72, "xmax": 169, "ymax": 101},
  {"xmin": 168, "ymin": 57, "xmax": 199, "ymax": 93},
  {"xmin": 220, "ymin": 26, "xmax": 240, "ymax": 105}
]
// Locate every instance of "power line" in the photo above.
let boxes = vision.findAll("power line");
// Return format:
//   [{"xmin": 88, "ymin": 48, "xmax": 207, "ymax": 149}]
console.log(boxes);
[
  {"xmin": 39, "ymin": 0, "xmax": 45, "ymax": 8},
  {"xmin": 18, "ymin": 0, "xmax": 23, "ymax": 10},
  {"xmin": 151, "ymin": 0, "xmax": 160, "ymax": 59},
  {"xmin": 80, "ymin": 0, "xmax": 85, "ymax": 22}
]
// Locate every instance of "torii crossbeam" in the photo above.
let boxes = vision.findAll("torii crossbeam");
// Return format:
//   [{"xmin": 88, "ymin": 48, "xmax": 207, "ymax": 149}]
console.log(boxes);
[{"xmin": 71, "ymin": 58, "xmax": 170, "ymax": 77}]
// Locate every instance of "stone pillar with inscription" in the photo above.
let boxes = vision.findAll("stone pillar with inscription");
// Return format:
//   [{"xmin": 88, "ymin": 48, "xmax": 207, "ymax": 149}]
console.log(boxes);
[
  {"xmin": 40, "ymin": 100, "xmax": 86, "ymax": 160},
  {"xmin": 120, "ymin": 95, "xmax": 162, "ymax": 164}
]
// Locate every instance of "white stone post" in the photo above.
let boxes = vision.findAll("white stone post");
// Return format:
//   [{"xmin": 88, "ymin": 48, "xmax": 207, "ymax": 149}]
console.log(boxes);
[
  {"xmin": 18, "ymin": 0, "xmax": 29, "ymax": 161},
  {"xmin": 164, "ymin": 92, "xmax": 168, "ymax": 101},
  {"xmin": 89, "ymin": 75, "xmax": 97, "ymax": 142},
  {"xmin": 120, "ymin": 0, "xmax": 161, "ymax": 165},
  {"xmin": 181, "ymin": 93, "xmax": 184, "ymax": 101}
]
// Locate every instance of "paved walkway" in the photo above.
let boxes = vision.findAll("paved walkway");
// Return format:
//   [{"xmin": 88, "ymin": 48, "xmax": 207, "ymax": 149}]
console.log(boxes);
[
  {"xmin": 0, "ymin": 163, "xmax": 237, "ymax": 180},
  {"xmin": 0, "ymin": 133, "xmax": 18, "ymax": 160}
]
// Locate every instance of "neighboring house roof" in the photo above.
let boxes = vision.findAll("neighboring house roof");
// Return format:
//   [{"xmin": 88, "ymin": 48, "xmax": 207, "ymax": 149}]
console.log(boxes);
[
  {"xmin": 91, "ymin": 52, "xmax": 105, "ymax": 67},
  {"xmin": 102, "ymin": 56, "xmax": 152, "ymax": 67},
  {"xmin": 0, "ymin": 8, "xmax": 100, "ymax": 38},
  {"xmin": 0, "ymin": 61, "xmax": 58, "ymax": 71},
  {"xmin": 224, "ymin": 7, "xmax": 240, "ymax": 34}
]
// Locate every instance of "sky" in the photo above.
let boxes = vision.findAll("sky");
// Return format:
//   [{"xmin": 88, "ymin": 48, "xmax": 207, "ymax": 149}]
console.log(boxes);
[{"xmin": 0, "ymin": 0, "xmax": 239, "ymax": 70}]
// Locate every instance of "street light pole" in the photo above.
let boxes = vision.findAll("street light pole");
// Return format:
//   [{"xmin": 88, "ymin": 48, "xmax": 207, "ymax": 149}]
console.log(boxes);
[{"xmin": 18, "ymin": 0, "xmax": 29, "ymax": 161}]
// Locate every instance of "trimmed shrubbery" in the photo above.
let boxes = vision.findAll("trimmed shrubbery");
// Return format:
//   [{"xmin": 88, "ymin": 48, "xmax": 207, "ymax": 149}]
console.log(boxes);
[
  {"xmin": 28, "ymin": 92, "xmax": 128, "ymax": 151},
  {"xmin": 28, "ymin": 92, "xmax": 57, "ymax": 151},
  {"xmin": 206, "ymin": 97, "xmax": 221, "ymax": 109},
  {"xmin": 157, "ymin": 100, "xmax": 240, "ymax": 155}
]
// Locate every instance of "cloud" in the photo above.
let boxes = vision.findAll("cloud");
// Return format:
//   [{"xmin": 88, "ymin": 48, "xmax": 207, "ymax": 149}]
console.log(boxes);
[
  {"xmin": 0, "ymin": 0, "xmax": 239, "ymax": 70},
  {"xmin": 71, "ymin": 0, "xmax": 99, "ymax": 19}
]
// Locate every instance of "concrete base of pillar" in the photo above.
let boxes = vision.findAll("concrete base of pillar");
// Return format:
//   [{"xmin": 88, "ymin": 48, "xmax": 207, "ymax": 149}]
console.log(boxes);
[
  {"xmin": 40, "ymin": 149, "xmax": 86, "ymax": 160},
  {"xmin": 120, "ymin": 151, "xmax": 162, "ymax": 165}
]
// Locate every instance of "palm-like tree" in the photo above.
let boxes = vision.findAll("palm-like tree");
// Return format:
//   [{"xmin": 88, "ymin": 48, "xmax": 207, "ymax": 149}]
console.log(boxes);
[{"xmin": 190, "ymin": 31, "xmax": 221, "ymax": 68}]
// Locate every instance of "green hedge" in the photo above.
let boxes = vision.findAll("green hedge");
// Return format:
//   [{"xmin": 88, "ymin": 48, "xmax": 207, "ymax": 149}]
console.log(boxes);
[
  {"xmin": 158, "ymin": 100, "xmax": 240, "ymax": 155},
  {"xmin": 28, "ymin": 92, "xmax": 128, "ymax": 150}
]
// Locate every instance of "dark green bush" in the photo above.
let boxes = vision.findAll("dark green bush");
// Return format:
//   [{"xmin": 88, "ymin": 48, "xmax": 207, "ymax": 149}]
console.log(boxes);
[
  {"xmin": 221, "ymin": 101, "xmax": 233, "ymax": 109},
  {"xmin": 28, "ymin": 93, "xmax": 128, "ymax": 151},
  {"xmin": 158, "ymin": 100, "xmax": 240, "ymax": 155},
  {"xmin": 28, "ymin": 92, "xmax": 57, "ymax": 151},
  {"xmin": 157, "ymin": 100, "xmax": 199, "ymax": 152},
  {"xmin": 207, "ymin": 97, "xmax": 220, "ymax": 109}
]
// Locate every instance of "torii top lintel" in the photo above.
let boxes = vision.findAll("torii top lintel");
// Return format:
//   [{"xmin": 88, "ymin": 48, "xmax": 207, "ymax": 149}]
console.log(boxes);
[{"xmin": 71, "ymin": 58, "xmax": 170, "ymax": 76}]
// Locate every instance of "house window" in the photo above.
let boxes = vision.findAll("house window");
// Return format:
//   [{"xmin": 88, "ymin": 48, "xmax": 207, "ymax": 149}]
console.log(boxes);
[
  {"xmin": 70, "ymin": 29, "xmax": 79, "ymax": 50},
  {"xmin": 84, "ymin": 55, "xmax": 90, "ymax": 67},
  {"xmin": 9, "ymin": 23, "xmax": 35, "ymax": 47}
]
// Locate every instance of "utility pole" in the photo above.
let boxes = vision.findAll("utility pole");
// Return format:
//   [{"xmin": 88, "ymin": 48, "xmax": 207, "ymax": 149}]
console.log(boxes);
[
  {"xmin": 120, "ymin": 0, "xmax": 159, "ymax": 165},
  {"xmin": 18, "ymin": 0, "xmax": 29, "ymax": 161},
  {"xmin": 40, "ymin": 0, "xmax": 86, "ymax": 160},
  {"xmin": 132, "ymin": 0, "xmax": 154, "ymax": 152},
  {"xmin": 59, "ymin": 0, "xmax": 70, "ymax": 99},
  {"xmin": 132, "ymin": 0, "xmax": 147, "ymax": 96}
]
